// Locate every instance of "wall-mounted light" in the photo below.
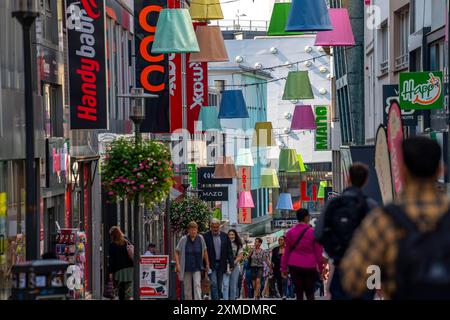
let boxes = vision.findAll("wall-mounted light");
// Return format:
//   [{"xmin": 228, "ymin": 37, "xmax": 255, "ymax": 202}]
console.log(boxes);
[
  {"xmin": 320, "ymin": 66, "xmax": 328, "ymax": 73},
  {"xmin": 254, "ymin": 62, "xmax": 263, "ymax": 69},
  {"xmin": 290, "ymin": 100, "xmax": 299, "ymax": 104},
  {"xmin": 284, "ymin": 61, "xmax": 294, "ymax": 69},
  {"xmin": 304, "ymin": 46, "xmax": 313, "ymax": 53},
  {"xmin": 270, "ymin": 47, "xmax": 278, "ymax": 54},
  {"xmin": 327, "ymin": 73, "xmax": 332, "ymax": 80},
  {"xmin": 317, "ymin": 46, "xmax": 325, "ymax": 53},
  {"xmin": 284, "ymin": 112, "xmax": 292, "ymax": 119},
  {"xmin": 283, "ymin": 128, "xmax": 291, "ymax": 134},
  {"xmin": 319, "ymin": 88, "xmax": 328, "ymax": 95},
  {"xmin": 235, "ymin": 55, "xmax": 244, "ymax": 63},
  {"xmin": 304, "ymin": 61, "xmax": 312, "ymax": 68}
]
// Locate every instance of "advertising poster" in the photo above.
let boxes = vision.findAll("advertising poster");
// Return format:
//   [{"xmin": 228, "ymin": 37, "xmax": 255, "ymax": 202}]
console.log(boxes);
[
  {"xmin": 387, "ymin": 101, "xmax": 405, "ymax": 198},
  {"xmin": 399, "ymin": 72, "xmax": 443, "ymax": 110},
  {"xmin": 375, "ymin": 125, "xmax": 394, "ymax": 204},
  {"xmin": 140, "ymin": 255, "xmax": 169, "ymax": 299}
]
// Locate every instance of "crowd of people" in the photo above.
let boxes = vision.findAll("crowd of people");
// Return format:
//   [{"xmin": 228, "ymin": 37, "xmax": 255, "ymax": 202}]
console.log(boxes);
[{"xmin": 107, "ymin": 137, "xmax": 450, "ymax": 300}]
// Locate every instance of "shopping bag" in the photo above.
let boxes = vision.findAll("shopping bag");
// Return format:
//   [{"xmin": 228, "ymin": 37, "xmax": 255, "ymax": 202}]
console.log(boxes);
[{"xmin": 103, "ymin": 275, "xmax": 115, "ymax": 299}]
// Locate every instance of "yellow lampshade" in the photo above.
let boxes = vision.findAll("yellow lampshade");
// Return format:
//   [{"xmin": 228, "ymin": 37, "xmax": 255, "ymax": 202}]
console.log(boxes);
[
  {"xmin": 259, "ymin": 168, "xmax": 280, "ymax": 189},
  {"xmin": 190, "ymin": 0, "xmax": 224, "ymax": 21},
  {"xmin": 252, "ymin": 122, "xmax": 277, "ymax": 147}
]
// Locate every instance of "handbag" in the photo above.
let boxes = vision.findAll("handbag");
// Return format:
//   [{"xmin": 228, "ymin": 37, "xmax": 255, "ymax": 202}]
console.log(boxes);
[
  {"xmin": 125, "ymin": 239, "xmax": 134, "ymax": 260},
  {"xmin": 103, "ymin": 275, "xmax": 115, "ymax": 299}
]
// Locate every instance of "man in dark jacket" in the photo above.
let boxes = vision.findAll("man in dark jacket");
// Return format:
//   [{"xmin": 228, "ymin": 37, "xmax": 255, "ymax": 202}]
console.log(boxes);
[{"xmin": 203, "ymin": 218, "xmax": 234, "ymax": 300}]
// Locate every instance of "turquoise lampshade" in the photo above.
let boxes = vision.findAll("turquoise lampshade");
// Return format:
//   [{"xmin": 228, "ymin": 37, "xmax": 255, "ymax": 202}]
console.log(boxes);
[
  {"xmin": 285, "ymin": 0, "xmax": 333, "ymax": 32},
  {"xmin": 279, "ymin": 149, "xmax": 300, "ymax": 173},
  {"xmin": 196, "ymin": 106, "xmax": 222, "ymax": 131},
  {"xmin": 276, "ymin": 193, "xmax": 294, "ymax": 210},
  {"xmin": 235, "ymin": 148, "xmax": 254, "ymax": 167},
  {"xmin": 152, "ymin": 9, "xmax": 200, "ymax": 54},
  {"xmin": 282, "ymin": 71, "xmax": 314, "ymax": 100}
]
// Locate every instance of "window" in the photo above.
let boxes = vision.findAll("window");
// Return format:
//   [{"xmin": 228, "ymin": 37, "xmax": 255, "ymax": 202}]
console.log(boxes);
[
  {"xmin": 43, "ymin": 84, "xmax": 63, "ymax": 138},
  {"xmin": 379, "ymin": 23, "xmax": 389, "ymax": 75},
  {"xmin": 395, "ymin": 10, "xmax": 409, "ymax": 70},
  {"xmin": 38, "ymin": 0, "xmax": 58, "ymax": 45}
]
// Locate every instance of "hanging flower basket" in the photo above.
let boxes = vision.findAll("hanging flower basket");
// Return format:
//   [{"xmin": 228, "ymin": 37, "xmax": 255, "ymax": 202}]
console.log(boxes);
[
  {"xmin": 102, "ymin": 138, "xmax": 174, "ymax": 207},
  {"xmin": 170, "ymin": 197, "xmax": 212, "ymax": 234}
]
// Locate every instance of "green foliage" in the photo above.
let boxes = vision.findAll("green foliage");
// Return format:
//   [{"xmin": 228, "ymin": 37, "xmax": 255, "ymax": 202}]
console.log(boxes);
[
  {"xmin": 102, "ymin": 138, "xmax": 174, "ymax": 207},
  {"xmin": 170, "ymin": 197, "xmax": 212, "ymax": 234}
]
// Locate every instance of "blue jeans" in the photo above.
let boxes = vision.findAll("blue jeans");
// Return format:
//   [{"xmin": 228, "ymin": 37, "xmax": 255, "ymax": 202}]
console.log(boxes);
[
  {"xmin": 222, "ymin": 266, "xmax": 241, "ymax": 300},
  {"xmin": 209, "ymin": 262, "xmax": 224, "ymax": 300},
  {"xmin": 330, "ymin": 266, "xmax": 375, "ymax": 300}
]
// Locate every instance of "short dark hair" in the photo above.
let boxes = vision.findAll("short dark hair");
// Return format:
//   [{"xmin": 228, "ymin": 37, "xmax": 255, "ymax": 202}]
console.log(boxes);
[
  {"xmin": 255, "ymin": 237, "xmax": 263, "ymax": 244},
  {"xmin": 349, "ymin": 162, "xmax": 369, "ymax": 188},
  {"xmin": 148, "ymin": 243, "xmax": 156, "ymax": 248},
  {"xmin": 403, "ymin": 137, "xmax": 441, "ymax": 179},
  {"xmin": 296, "ymin": 208, "xmax": 310, "ymax": 222}
]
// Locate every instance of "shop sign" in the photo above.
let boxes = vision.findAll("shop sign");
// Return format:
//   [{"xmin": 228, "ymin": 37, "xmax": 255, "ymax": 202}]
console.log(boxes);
[
  {"xmin": 387, "ymin": 101, "xmax": 404, "ymax": 198},
  {"xmin": 273, "ymin": 218, "xmax": 297, "ymax": 228},
  {"xmin": 199, "ymin": 187, "xmax": 229, "ymax": 201},
  {"xmin": 0, "ymin": 193, "xmax": 6, "ymax": 264},
  {"xmin": 375, "ymin": 125, "xmax": 393, "ymax": 204},
  {"xmin": 382, "ymin": 85, "xmax": 418, "ymax": 126},
  {"xmin": 198, "ymin": 167, "xmax": 232, "ymax": 185},
  {"xmin": 140, "ymin": 255, "xmax": 169, "ymax": 299},
  {"xmin": 135, "ymin": 0, "xmax": 170, "ymax": 133},
  {"xmin": 238, "ymin": 167, "xmax": 252, "ymax": 224},
  {"xmin": 399, "ymin": 72, "xmax": 443, "ymax": 110},
  {"xmin": 314, "ymin": 106, "xmax": 330, "ymax": 151},
  {"xmin": 66, "ymin": 0, "xmax": 108, "ymax": 129},
  {"xmin": 187, "ymin": 164, "xmax": 197, "ymax": 189}
]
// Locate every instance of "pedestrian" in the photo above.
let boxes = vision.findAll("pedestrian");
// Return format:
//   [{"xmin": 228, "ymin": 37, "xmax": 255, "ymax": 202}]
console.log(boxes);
[
  {"xmin": 175, "ymin": 221, "xmax": 210, "ymax": 300},
  {"xmin": 108, "ymin": 226, "xmax": 133, "ymax": 300},
  {"xmin": 315, "ymin": 162, "xmax": 378, "ymax": 300},
  {"xmin": 222, "ymin": 229, "xmax": 244, "ymax": 300},
  {"xmin": 281, "ymin": 209, "xmax": 324, "ymax": 300},
  {"xmin": 248, "ymin": 238, "xmax": 272, "ymax": 300},
  {"xmin": 144, "ymin": 243, "xmax": 157, "ymax": 256},
  {"xmin": 203, "ymin": 218, "xmax": 234, "ymax": 300},
  {"xmin": 271, "ymin": 236, "xmax": 288, "ymax": 299},
  {"xmin": 341, "ymin": 137, "xmax": 450, "ymax": 300}
]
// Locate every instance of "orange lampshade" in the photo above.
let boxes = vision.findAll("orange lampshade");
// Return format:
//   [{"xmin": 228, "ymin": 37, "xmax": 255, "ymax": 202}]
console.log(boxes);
[
  {"xmin": 214, "ymin": 156, "xmax": 237, "ymax": 178},
  {"xmin": 190, "ymin": 26, "xmax": 229, "ymax": 63}
]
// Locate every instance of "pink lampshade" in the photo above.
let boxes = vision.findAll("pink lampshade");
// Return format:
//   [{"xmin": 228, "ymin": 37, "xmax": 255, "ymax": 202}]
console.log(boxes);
[
  {"xmin": 291, "ymin": 105, "xmax": 317, "ymax": 130},
  {"xmin": 237, "ymin": 191, "xmax": 254, "ymax": 208},
  {"xmin": 315, "ymin": 8, "xmax": 355, "ymax": 46}
]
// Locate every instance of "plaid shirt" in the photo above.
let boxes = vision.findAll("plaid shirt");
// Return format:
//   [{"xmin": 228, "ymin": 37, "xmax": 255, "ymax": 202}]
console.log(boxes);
[{"xmin": 341, "ymin": 182, "xmax": 449, "ymax": 299}]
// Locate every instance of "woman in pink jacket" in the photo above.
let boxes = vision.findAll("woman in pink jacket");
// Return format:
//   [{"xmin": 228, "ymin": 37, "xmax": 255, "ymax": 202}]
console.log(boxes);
[{"xmin": 281, "ymin": 208, "xmax": 324, "ymax": 300}]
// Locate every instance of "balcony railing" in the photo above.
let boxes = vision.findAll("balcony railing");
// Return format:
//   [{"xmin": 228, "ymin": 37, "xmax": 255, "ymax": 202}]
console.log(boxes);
[
  {"xmin": 379, "ymin": 60, "xmax": 389, "ymax": 75},
  {"xmin": 212, "ymin": 19, "xmax": 269, "ymax": 32},
  {"xmin": 395, "ymin": 53, "xmax": 409, "ymax": 71}
]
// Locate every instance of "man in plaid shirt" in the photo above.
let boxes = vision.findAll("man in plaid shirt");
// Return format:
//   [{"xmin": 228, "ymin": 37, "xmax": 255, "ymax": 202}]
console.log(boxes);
[{"xmin": 341, "ymin": 137, "xmax": 449, "ymax": 299}]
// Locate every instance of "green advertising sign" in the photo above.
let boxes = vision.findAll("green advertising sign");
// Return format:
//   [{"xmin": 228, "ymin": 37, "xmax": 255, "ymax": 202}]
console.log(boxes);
[
  {"xmin": 315, "ymin": 106, "xmax": 329, "ymax": 151},
  {"xmin": 187, "ymin": 164, "xmax": 197, "ymax": 188},
  {"xmin": 399, "ymin": 72, "xmax": 443, "ymax": 110}
]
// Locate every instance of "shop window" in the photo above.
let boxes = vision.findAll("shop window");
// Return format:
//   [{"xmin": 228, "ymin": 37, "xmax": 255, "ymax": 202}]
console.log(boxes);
[{"xmin": 43, "ymin": 84, "xmax": 63, "ymax": 138}]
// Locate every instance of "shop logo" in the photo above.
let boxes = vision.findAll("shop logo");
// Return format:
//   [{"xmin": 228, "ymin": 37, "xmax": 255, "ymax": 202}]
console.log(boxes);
[
  {"xmin": 189, "ymin": 62, "xmax": 205, "ymax": 110},
  {"xmin": 81, "ymin": 0, "xmax": 100, "ymax": 19},
  {"xmin": 402, "ymin": 72, "xmax": 442, "ymax": 106},
  {"xmin": 169, "ymin": 54, "xmax": 177, "ymax": 96}
]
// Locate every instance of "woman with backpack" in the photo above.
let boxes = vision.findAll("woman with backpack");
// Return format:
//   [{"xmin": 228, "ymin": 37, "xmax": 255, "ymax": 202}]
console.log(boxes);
[
  {"xmin": 248, "ymin": 238, "xmax": 273, "ymax": 300},
  {"xmin": 281, "ymin": 209, "xmax": 324, "ymax": 300},
  {"xmin": 222, "ymin": 229, "xmax": 244, "ymax": 300},
  {"xmin": 108, "ymin": 226, "xmax": 134, "ymax": 300}
]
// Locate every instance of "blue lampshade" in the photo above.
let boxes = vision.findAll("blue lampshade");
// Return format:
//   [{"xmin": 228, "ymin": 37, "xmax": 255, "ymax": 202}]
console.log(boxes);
[
  {"xmin": 218, "ymin": 90, "xmax": 249, "ymax": 119},
  {"xmin": 196, "ymin": 106, "xmax": 222, "ymax": 131},
  {"xmin": 286, "ymin": 0, "xmax": 333, "ymax": 32},
  {"xmin": 276, "ymin": 193, "xmax": 294, "ymax": 210}
]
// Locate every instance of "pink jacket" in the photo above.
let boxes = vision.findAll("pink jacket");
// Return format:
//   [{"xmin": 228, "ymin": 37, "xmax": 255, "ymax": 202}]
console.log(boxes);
[{"xmin": 281, "ymin": 223, "xmax": 324, "ymax": 273}]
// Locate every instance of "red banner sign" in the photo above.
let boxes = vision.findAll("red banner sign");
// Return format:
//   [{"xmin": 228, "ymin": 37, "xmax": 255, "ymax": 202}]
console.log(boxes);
[{"xmin": 238, "ymin": 167, "xmax": 252, "ymax": 224}]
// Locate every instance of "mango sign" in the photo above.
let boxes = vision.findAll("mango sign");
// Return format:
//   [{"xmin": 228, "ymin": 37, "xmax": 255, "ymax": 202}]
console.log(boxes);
[
  {"xmin": 399, "ymin": 72, "xmax": 443, "ymax": 110},
  {"xmin": 315, "ymin": 106, "xmax": 330, "ymax": 151}
]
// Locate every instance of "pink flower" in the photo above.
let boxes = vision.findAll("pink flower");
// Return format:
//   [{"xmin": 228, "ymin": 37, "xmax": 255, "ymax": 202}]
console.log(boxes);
[
  {"xmin": 159, "ymin": 168, "xmax": 163, "ymax": 172},
  {"xmin": 132, "ymin": 186, "xmax": 137, "ymax": 191},
  {"xmin": 123, "ymin": 160, "xmax": 128, "ymax": 165},
  {"xmin": 140, "ymin": 184, "xmax": 145, "ymax": 189},
  {"xmin": 157, "ymin": 162, "xmax": 161, "ymax": 166},
  {"xmin": 130, "ymin": 180, "xmax": 136, "ymax": 185},
  {"xmin": 108, "ymin": 191, "xmax": 114, "ymax": 196}
]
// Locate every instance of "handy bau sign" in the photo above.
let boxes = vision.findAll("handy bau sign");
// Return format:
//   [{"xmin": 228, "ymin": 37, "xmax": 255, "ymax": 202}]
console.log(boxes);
[
  {"xmin": 315, "ymin": 106, "xmax": 330, "ymax": 151},
  {"xmin": 399, "ymin": 72, "xmax": 443, "ymax": 110}
]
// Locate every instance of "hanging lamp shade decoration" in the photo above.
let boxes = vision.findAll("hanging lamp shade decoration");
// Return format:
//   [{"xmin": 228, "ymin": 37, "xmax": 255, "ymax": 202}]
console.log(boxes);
[
  {"xmin": 282, "ymin": 71, "xmax": 314, "ymax": 100},
  {"xmin": 213, "ymin": 156, "xmax": 237, "ymax": 179},
  {"xmin": 196, "ymin": 106, "xmax": 222, "ymax": 131},
  {"xmin": 252, "ymin": 122, "xmax": 277, "ymax": 147},
  {"xmin": 317, "ymin": 181, "xmax": 327, "ymax": 199},
  {"xmin": 237, "ymin": 191, "xmax": 255, "ymax": 208},
  {"xmin": 285, "ymin": 0, "xmax": 333, "ymax": 32},
  {"xmin": 235, "ymin": 148, "xmax": 254, "ymax": 167},
  {"xmin": 189, "ymin": 0, "xmax": 224, "ymax": 20},
  {"xmin": 315, "ymin": 8, "xmax": 355, "ymax": 47},
  {"xmin": 279, "ymin": 149, "xmax": 300, "ymax": 172},
  {"xmin": 268, "ymin": 2, "xmax": 304, "ymax": 36},
  {"xmin": 218, "ymin": 90, "xmax": 249, "ymax": 119},
  {"xmin": 259, "ymin": 168, "xmax": 280, "ymax": 189},
  {"xmin": 291, "ymin": 105, "xmax": 317, "ymax": 130},
  {"xmin": 190, "ymin": 25, "xmax": 229, "ymax": 62},
  {"xmin": 297, "ymin": 154, "xmax": 306, "ymax": 172},
  {"xmin": 151, "ymin": 9, "xmax": 200, "ymax": 54},
  {"xmin": 276, "ymin": 193, "xmax": 294, "ymax": 210}
]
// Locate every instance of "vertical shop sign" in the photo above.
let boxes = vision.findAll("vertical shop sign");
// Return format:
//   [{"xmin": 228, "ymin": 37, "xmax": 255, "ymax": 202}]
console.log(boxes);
[
  {"xmin": 399, "ymin": 72, "xmax": 444, "ymax": 110},
  {"xmin": 66, "ymin": 0, "xmax": 108, "ymax": 129},
  {"xmin": 238, "ymin": 167, "xmax": 252, "ymax": 224},
  {"xmin": 135, "ymin": 0, "xmax": 170, "ymax": 133},
  {"xmin": 0, "ymin": 193, "xmax": 6, "ymax": 264},
  {"xmin": 314, "ymin": 106, "xmax": 330, "ymax": 151},
  {"xmin": 375, "ymin": 125, "xmax": 394, "ymax": 204},
  {"xmin": 387, "ymin": 101, "xmax": 404, "ymax": 198},
  {"xmin": 187, "ymin": 164, "xmax": 197, "ymax": 189}
]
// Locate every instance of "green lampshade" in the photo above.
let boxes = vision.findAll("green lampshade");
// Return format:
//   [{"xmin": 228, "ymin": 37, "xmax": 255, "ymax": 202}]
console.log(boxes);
[
  {"xmin": 152, "ymin": 9, "xmax": 200, "ymax": 54},
  {"xmin": 213, "ymin": 208, "xmax": 222, "ymax": 220},
  {"xmin": 282, "ymin": 71, "xmax": 314, "ymax": 100},
  {"xmin": 268, "ymin": 3, "xmax": 304, "ymax": 36},
  {"xmin": 196, "ymin": 106, "xmax": 222, "ymax": 131},
  {"xmin": 279, "ymin": 149, "xmax": 300, "ymax": 172},
  {"xmin": 252, "ymin": 122, "xmax": 277, "ymax": 147},
  {"xmin": 317, "ymin": 181, "xmax": 327, "ymax": 198},
  {"xmin": 259, "ymin": 168, "xmax": 280, "ymax": 189},
  {"xmin": 297, "ymin": 154, "xmax": 306, "ymax": 172}
]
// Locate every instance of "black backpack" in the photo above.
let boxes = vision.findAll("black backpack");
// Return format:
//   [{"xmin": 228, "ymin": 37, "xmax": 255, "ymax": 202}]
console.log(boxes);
[
  {"xmin": 384, "ymin": 204, "xmax": 450, "ymax": 300},
  {"xmin": 318, "ymin": 192, "xmax": 369, "ymax": 263}
]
